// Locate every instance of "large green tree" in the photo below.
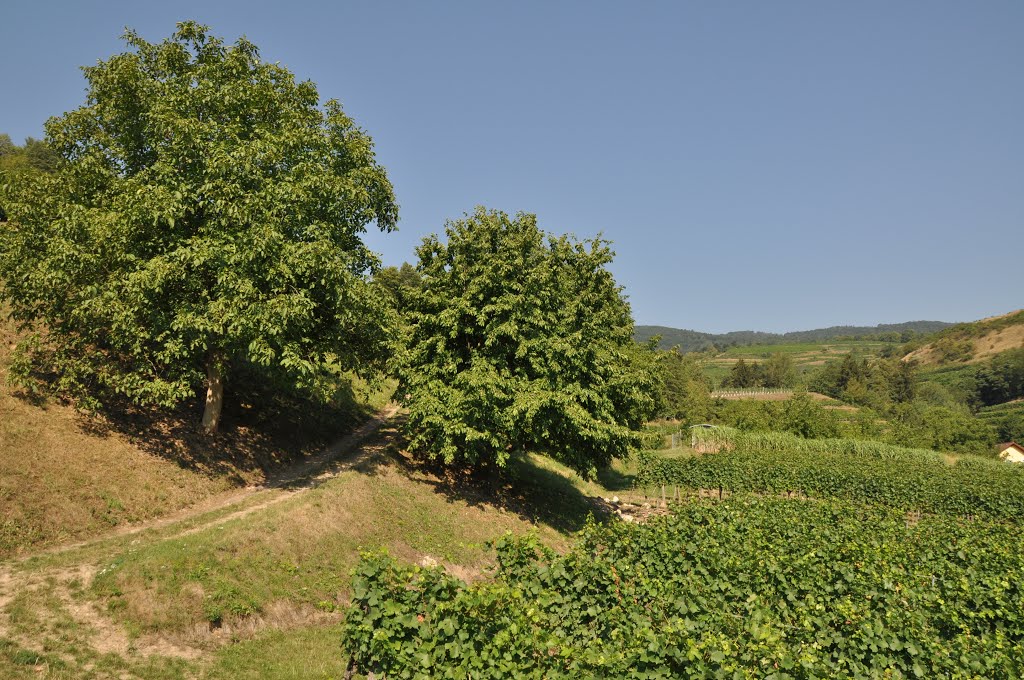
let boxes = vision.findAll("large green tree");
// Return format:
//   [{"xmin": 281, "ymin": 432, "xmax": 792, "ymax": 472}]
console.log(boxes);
[
  {"xmin": 0, "ymin": 23, "xmax": 397, "ymax": 432},
  {"xmin": 396, "ymin": 208, "xmax": 657, "ymax": 477},
  {"xmin": 761, "ymin": 352, "xmax": 796, "ymax": 388},
  {"xmin": 722, "ymin": 358, "xmax": 758, "ymax": 388},
  {"xmin": 656, "ymin": 348, "xmax": 712, "ymax": 423}
]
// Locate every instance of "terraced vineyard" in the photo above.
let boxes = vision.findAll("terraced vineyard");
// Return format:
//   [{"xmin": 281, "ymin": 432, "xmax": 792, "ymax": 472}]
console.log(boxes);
[
  {"xmin": 636, "ymin": 428, "xmax": 1024, "ymax": 520},
  {"xmin": 701, "ymin": 340, "xmax": 891, "ymax": 384},
  {"xmin": 341, "ymin": 497, "xmax": 1024, "ymax": 678},
  {"xmin": 978, "ymin": 400, "xmax": 1024, "ymax": 436}
]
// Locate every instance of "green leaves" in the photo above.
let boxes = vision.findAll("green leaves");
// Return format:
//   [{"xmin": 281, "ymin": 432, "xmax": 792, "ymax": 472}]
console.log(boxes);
[
  {"xmin": 342, "ymin": 498, "xmax": 1024, "ymax": 677},
  {"xmin": 0, "ymin": 22, "xmax": 397, "ymax": 425},
  {"xmin": 396, "ymin": 207, "xmax": 657, "ymax": 476},
  {"xmin": 636, "ymin": 430, "xmax": 1024, "ymax": 522}
]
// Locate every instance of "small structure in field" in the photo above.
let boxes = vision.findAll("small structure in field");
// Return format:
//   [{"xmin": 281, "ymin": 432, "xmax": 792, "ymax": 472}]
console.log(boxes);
[
  {"xmin": 690, "ymin": 424, "xmax": 731, "ymax": 453},
  {"xmin": 998, "ymin": 442, "xmax": 1024, "ymax": 463}
]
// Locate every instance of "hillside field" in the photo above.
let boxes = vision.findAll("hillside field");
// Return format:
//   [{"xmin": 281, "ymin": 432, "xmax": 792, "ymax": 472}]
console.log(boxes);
[
  {"xmin": 1, "ymin": 406, "xmax": 641, "ymax": 678},
  {"xmin": 702, "ymin": 339, "xmax": 892, "ymax": 384},
  {"xmin": 904, "ymin": 310, "xmax": 1024, "ymax": 367},
  {"xmin": 0, "ymin": 312, "xmax": 391, "ymax": 561}
]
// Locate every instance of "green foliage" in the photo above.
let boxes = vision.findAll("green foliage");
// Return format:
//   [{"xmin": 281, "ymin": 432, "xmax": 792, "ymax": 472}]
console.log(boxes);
[
  {"xmin": 934, "ymin": 336, "xmax": 975, "ymax": 363},
  {"xmin": 374, "ymin": 262, "xmax": 422, "ymax": 313},
  {"xmin": 343, "ymin": 498, "xmax": 1024, "ymax": 678},
  {"xmin": 949, "ymin": 348, "xmax": 1024, "ymax": 408},
  {"xmin": 977, "ymin": 401, "xmax": 1024, "ymax": 444},
  {"xmin": 710, "ymin": 392, "xmax": 842, "ymax": 439},
  {"xmin": 887, "ymin": 402, "xmax": 998, "ymax": 454},
  {"xmin": 636, "ymin": 429, "xmax": 1024, "ymax": 520},
  {"xmin": 0, "ymin": 23, "xmax": 397, "ymax": 424},
  {"xmin": 0, "ymin": 135, "xmax": 62, "ymax": 220},
  {"xmin": 721, "ymin": 358, "xmax": 757, "ymax": 388},
  {"xmin": 915, "ymin": 381, "xmax": 962, "ymax": 408},
  {"xmin": 655, "ymin": 349, "xmax": 712, "ymax": 422},
  {"xmin": 396, "ymin": 207, "xmax": 657, "ymax": 477},
  {"xmin": 806, "ymin": 345, "xmax": 1012, "ymax": 453},
  {"xmin": 774, "ymin": 390, "xmax": 838, "ymax": 438},
  {"xmin": 720, "ymin": 353, "xmax": 798, "ymax": 389},
  {"xmin": 808, "ymin": 354, "xmax": 916, "ymax": 409},
  {"xmin": 760, "ymin": 352, "xmax": 797, "ymax": 388}
]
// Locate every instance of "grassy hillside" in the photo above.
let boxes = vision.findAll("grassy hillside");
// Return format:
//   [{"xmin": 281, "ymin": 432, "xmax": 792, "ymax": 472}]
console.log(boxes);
[
  {"xmin": 0, "ymin": 312, "xmax": 388, "ymax": 559},
  {"xmin": 0, "ymin": 301, "xmax": 630, "ymax": 678},
  {"xmin": 906, "ymin": 309, "xmax": 1024, "ymax": 367},
  {"xmin": 702, "ymin": 339, "xmax": 889, "ymax": 384}
]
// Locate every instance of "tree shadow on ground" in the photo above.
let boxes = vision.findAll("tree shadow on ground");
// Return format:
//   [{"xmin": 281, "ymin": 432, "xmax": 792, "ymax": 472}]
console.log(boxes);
[
  {"xmin": 72, "ymin": 377, "xmax": 377, "ymax": 487},
  {"xmin": 385, "ymin": 439, "xmax": 607, "ymax": 537},
  {"xmin": 267, "ymin": 410, "xmax": 401, "ymax": 491},
  {"xmin": 596, "ymin": 463, "xmax": 635, "ymax": 492}
]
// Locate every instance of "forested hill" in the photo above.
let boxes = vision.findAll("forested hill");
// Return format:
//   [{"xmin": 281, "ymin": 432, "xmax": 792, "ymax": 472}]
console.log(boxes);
[{"xmin": 636, "ymin": 320, "xmax": 954, "ymax": 352}]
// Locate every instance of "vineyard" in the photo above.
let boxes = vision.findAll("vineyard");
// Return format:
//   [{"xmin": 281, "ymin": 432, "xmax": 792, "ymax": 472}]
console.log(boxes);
[
  {"xmin": 341, "ymin": 497, "xmax": 1024, "ymax": 678},
  {"xmin": 636, "ymin": 428, "xmax": 1024, "ymax": 520}
]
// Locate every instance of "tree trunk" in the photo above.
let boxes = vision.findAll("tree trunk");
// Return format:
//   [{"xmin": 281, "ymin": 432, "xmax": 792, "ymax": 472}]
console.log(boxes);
[{"xmin": 201, "ymin": 353, "xmax": 225, "ymax": 434}]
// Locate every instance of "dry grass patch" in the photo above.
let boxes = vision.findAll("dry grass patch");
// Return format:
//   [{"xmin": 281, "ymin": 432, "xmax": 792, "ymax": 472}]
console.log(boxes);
[
  {"xmin": 0, "ymin": 385, "xmax": 238, "ymax": 558},
  {"xmin": 971, "ymin": 323, "xmax": 1024, "ymax": 361}
]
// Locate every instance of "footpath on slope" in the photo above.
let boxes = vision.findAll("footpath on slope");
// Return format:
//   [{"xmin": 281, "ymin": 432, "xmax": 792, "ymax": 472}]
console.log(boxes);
[
  {"xmin": 0, "ymin": 404, "xmax": 399, "ymax": 663},
  {"xmin": 18, "ymin": 403, "xmax": 399, "ymax": 561}
]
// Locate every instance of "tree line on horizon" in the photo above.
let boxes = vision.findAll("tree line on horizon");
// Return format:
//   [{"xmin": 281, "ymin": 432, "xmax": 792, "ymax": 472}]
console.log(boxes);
[{"xmin": 634, "ymin": 321, "xmax": 954, "ymax": 354}]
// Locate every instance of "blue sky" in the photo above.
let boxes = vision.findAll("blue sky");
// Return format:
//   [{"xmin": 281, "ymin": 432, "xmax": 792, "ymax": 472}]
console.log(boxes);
[{"xmin": 3, "ymin": 1, "xmax": 1022, "ymax": 332}]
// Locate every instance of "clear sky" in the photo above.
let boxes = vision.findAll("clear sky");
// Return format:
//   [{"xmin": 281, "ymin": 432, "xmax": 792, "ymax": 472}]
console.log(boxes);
[{"xmin": 3, "ymin": 1, "xmax": 1022, "ymax": 333}]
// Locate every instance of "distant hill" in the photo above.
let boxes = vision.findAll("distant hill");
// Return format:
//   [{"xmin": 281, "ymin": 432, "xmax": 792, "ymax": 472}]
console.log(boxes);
[
  {"xmin": 636, "ymin": 320, "xmax": 954, "ymax": 353},
  {"xmin": 904, "ymin": 310, "xmax": 1024, "ymax": 367}
]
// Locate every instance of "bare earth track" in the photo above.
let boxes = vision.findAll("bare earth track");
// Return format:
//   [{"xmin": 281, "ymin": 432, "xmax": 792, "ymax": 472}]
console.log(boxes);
[{"xmin": 0, "ymin": 404, "xmax": 399, "ymax": 667}]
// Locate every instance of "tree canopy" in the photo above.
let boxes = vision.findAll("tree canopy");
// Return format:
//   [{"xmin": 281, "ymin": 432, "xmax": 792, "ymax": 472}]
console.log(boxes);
[
  {"xmin": 0, "ymin": 135, "xmax": 63, "ymax": 219},
  {"xmin": 0, "ymin": 22, "xmax": 397, "ymax": 431},
  {"xmin": 396, "ymin": 207, "xmax": 657, "ymax": 477},
  {"xmin": 655, "ymin": 348, "xmax": 712, "ymax": 423}
]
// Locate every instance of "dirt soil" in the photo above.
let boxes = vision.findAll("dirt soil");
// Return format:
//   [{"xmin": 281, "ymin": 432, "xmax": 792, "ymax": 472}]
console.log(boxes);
[{"xmin": 0, "ymin": 404, "xmax": 398, "ymax": 665}]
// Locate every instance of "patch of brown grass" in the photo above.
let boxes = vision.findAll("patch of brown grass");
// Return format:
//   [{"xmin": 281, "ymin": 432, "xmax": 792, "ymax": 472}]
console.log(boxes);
[
  {"xmin": 0, "ymin": 383, "xmax": 238, "ymax": 558},
  {"xmin": 904, "ymin": 310, "xmax": 1024, "ymax": 366},
  {"xmin": 970, "ymin": 324, "xmax": 1024, "ymax": 362}
]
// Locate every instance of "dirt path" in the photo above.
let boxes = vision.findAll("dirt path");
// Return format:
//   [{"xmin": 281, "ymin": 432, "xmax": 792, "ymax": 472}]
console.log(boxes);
[
  {"xmin": 0, "ymin": 404, "xmax": 399, "ymax": 665},
  {"xmin": 13, "ymin": 403, "xmax": 399, "ymax": 563}
]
